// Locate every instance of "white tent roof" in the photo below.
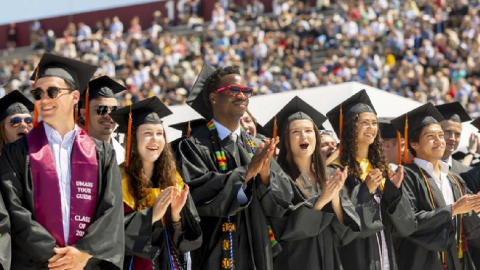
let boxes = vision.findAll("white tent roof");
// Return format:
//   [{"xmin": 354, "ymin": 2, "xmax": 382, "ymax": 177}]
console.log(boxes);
[{"xmin": 163, "ymin": 82, "xmax": 423, "ymax": 142}]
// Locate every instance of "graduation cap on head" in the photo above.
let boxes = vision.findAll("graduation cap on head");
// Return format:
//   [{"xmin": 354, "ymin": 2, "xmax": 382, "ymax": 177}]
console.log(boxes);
[
  {"xmin": 391, "ymin": 103, "xmax": 444, "ymax": 163},
  {"xmin": 0, "ymin": 90, "xmax": 34, "ymax": 123},
  {"xmin": 187, "ymin": 65, "xmax": 216, "ymax": 119},
  {"xmin": 109, "ymin": 96, "xmax": 173, "ymax": 167},
  {"xmin": 326, "ymin": 89, "xmax": 376, "ymax": 155},
  {"xmin": 79, "ymin": 76, "xmax": 126, "ymax": 132},
  {"xmin": 264, "ymin": 96, "xmax": 328, "ymax": 140},
  {"xmin": 30, "ymin": 53, "xmax": 97, "ymax": 127},
  {"xmin": 170, "ymin": 118, "xmax": 207, "ymax": 138},
  {"xmin": 435, "ymin": 102, "xmax": 471, "ymax": 123},
  {"xmin": 378, "ymin": 117, "xmax": 403, "ymax": 165}
]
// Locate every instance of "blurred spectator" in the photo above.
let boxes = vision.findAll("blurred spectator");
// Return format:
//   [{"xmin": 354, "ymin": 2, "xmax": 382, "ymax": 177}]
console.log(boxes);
[
  {"xmin": 5, "ymin": 23, "xmax": 17, "ymax": 54},
  {"xmin": 29, "ymin": 20, "xmax": 42, "ymax": 46}
]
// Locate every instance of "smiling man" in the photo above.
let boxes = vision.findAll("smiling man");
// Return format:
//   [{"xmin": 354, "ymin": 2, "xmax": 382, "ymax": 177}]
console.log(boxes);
[
  {"xmin": 0, "ymin": 53, "xmax": 124, "ymax": 269},
  {"xmin": 176, "ymin": 65, "xmax": 293, "ymax": 270},
  {"xmin": 391, "ymin": 103, "xmax": 480, "ymax": 270},
  {"xmin": 80, "ymin": 76, "xmax": 126, "ymax": 164},
  {"xmin": 435, "ymin": 102, "xmax": 472, "ymax": 174}
]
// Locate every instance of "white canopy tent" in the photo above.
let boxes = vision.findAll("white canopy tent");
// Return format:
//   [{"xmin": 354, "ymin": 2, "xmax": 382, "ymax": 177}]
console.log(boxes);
[{"xmin": 163, "ymin": 81, "xmax": 477, "ymax": 152}]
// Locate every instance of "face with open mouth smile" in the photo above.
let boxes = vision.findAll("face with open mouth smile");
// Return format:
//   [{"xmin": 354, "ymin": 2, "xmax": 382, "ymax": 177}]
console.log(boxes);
[
  {"xmin": 136, "ymin": 123, "xmax": 166, "ymax": 164},
  {"xmin": 356, "ymin": 112, "xmax": 378, "ymax": 146},
  {"xmin": 288, "ymin": 119, "xmax": 316, "ymax": 159},
  {"xmin": 4, "ymin": 113, "xmax": 33, "ymax": 143}
]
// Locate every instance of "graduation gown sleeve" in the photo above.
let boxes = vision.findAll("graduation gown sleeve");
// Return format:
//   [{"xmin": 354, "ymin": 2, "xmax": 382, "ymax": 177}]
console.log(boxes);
[{"xmin": 0, "ymin": 191, "xmax": 10, "ymax": 270}]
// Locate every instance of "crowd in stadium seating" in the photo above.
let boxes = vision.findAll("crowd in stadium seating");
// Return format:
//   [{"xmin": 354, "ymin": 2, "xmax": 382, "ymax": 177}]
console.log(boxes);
[{"xmin": 2, "ymin": 0, "xmax": 480, "ymax": 117}]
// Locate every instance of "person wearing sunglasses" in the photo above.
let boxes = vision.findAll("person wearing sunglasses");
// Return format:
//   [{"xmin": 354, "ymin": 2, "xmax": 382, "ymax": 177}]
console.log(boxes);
[
  {"xmin": 0, "ymin": 90, "xmax": 34, "ymax": 153},
  {"xmin": 176, "ymin": 65, "xmax": 293, "ymax": 270},
  {"xmin": 0, "ymin": 53, "xmax": 124, "ymax": 270},
  {"xmin": 80, "ymin": 76, "xmax": 126, "ymax": 164}
]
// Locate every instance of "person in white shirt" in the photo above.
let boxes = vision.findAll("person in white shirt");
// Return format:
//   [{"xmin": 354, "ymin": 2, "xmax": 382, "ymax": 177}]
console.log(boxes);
[
  {"xmin": 0, "ymin": 53, "xmax": 124, "ymax": 269},
  {"xmin": 391, "ymin": 102, "xmax": 480, "ymax": 270},
  {"xmin": 80, "ymin": 76, "xmax": 126, "ymax": 165}
]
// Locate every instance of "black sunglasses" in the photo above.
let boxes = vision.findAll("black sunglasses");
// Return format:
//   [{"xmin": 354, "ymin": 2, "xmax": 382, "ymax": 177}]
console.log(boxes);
[
  {"xmin": 10, "ymin": 116, "xmax": 33, "ymax": 128},
  {"xmin": 30, "ymin": 87, "xmax": 74, "ymax": 101},
  {"xmin": 96, "ymin": 105, "xmax": 119, "ymax": 116}
]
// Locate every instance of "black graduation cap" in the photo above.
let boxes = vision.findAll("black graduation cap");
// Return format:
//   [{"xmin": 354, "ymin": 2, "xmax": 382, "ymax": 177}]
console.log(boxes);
[
  {"xmin": 0, "ymin": 90, "xmax": 34, "ymax": 123},
  {"xmin": 264, "ymin": 96, "xmax": 328, "ymax": 138},
  {"xmin": 109, "ymin": 96, "xmax": 173, "ymax": 167},
  {"xmin": 110, "ymin": 96, "xmax": 173, "ymax": 134},
  {"xmin": 170, "ymin": 118, "xmax": 207, "ymax": 137},
  {"xmin": 83, "ymin": 76, "xmax": 126, "ymax": 103},
  {"xmin": 378, "ymin": 117, "xmax": 401, "ymax": 139},
  {"xmin": 30, "ymin": 53, "xmax": 97, "ymax": 127},
  {"xmin": 326, "ymin": 89, "xmax": 376, "ymax": 137},
  {"xmin": 391, "ymin": 103, "xmax": 444, "ymax": 163},
  {"xmin": 471, "ymin": 117, "xmax": 480, "ymax": 131},
  {"xmin": 435, "ymin": 102, "xmax": 471, "ymax": 123},
  {"xmin": 187, "ymin": 65, "xmax": 216, "ymax": 119},
  {"xmin": 30, "ymin": 53, "xmax": 97, "ymax": 92}
]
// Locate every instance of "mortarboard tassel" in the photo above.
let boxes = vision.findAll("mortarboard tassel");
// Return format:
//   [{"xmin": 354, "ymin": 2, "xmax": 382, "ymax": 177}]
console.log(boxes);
[
  {"xmin": 187, "ymin": 120, "xmax": 192, "ymax": 138},
  {"xmin": 84, "ymin": 85, "xmax": 90, "ymax": 132},
  {"xmin": 32, "ymin": 67, "xmax": 40, "ymax": 127},
  {"xmin": 74, "ymin": 104, "xmax": 78, "ymax": 124},
  {"xmin": 273, "ymin": 117, "xmax": 278, "ymax": 158},
  {"xmin": 403, "ymin": 115, "xmax": 409, "ymax": 164},
  {"xmin": 397, "ymin": 131, "xmax": 402, "ymax": 165},
  {"xmin": 125, "ymin": 105, "xmax": 133, "ymax": 168},
  {"xmin": 339, "ymin": 105, "xmax": 343, "ymax": 156}
]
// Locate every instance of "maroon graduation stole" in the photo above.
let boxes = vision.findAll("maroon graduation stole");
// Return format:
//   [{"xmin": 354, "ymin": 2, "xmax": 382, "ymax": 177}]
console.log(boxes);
[{"xmin": 28, "ymin": 122, "xmax": 98, "ymax": 247}]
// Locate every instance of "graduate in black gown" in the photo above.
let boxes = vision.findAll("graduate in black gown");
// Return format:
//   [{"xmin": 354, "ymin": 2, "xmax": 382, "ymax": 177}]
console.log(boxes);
[
  {"xmin": 262, "ymin": 96, "xmax": 360, "ymax": 270},
  {"xmin": 110, "ymin": 96, "xmax": 202, "ymax": 270},
  {"xmin": 0, "ymin": 191, "xmax": 10, "ymax": 270},
  {"xmin": 80, "ymin": 75, "xmax": 127, "ymax": 164},
  {"xmin": 326, "ymin": 90, "xmax": 415, "ymax": 270},
  {"xmin": 0, "ymin": 53, "xmax": 124, "ymax": 269},
  {"xmin": 435, "ymin": 102, "xmax": 472, "ymax": 174},
  {"xmin": 391, "ymin": 103, "xmax": 480, "ymax": 270},
  {"xmin": 0, "ymin": 90, "xmax": 33, "ymax": 152},
  {"xmin": 176, "ymin": 65, "xmax": 294, "ymax": 270}
]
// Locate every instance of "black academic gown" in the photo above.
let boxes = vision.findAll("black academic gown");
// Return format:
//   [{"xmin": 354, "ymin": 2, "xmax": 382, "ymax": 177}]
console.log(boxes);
[
  {"xmin": 329, "ymin": 164, "xmax": 416, "ymax": 270},
  {"xmin": 0, "ymin": 191, "xmax": 10, "ymax": 270},
  {"xmin": 123, "ymin": 176, "xmax": 202, "ymax": 270},
  {"xmin": 269, "ymin": 177, "xmax": 361, "ymax": 270},
  {"xmin": 0, "ymin": 136, "xmax": 124, "ymax": 269},
  {"xmin": 461, "ymin": 165, "xmax": 480, "ymax": 269},
  {"xmin": 398, "ymin": 164, "xmax": 480, "ymax": 270},
  {"xmin": 176, "ymin": 126, "xmax": 293, "ymax": 270}
]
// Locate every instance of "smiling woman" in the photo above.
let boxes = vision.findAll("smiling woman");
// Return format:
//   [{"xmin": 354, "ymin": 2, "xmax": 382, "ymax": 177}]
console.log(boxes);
[
  {"xmin": 0, "ymin": 90, "xmax": 34, "ymax": 152},
  {"xmin": 109, "ymin": 96, "xmax": 202, "ymax": 270}
]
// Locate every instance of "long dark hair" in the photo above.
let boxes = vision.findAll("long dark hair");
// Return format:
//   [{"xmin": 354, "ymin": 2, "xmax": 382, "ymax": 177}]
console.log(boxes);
[
  {"xmin": 124, "ymin": 124, "xmax": 177, "ymax": 210},
  {"xmin": 340, "ymin": 114, "xmax": 390, "ymax": 179},
  {"xmin": 278, "ymin": 119, "xmax": 327, "ymax": 189}
]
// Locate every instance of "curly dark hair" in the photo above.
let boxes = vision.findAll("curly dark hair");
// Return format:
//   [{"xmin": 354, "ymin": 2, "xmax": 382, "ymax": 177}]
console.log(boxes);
[
  {"xmin": 278, "ymin": 120, "xmax": 327, "ymax": 191},
  {"xmin": 205, "ymin": 66, "xmax": 242, "ymax": 93},
  {"xmin": 124, "ymin": 124, "xmax": 178, "ymax": 210},
  {"xmin": 340, "ymin": 114, "xmax": 390, "ymax": 180}
]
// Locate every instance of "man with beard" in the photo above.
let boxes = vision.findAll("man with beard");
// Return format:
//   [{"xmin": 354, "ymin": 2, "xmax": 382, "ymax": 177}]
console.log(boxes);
[{"xmin": 80, "ymin": 76, "xmax": 126, "ymax": 164}]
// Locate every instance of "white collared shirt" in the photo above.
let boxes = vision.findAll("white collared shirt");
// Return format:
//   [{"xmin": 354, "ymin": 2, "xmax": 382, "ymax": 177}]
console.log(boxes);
[
  {"xmin": 44, "ymin": 122, "xmax": 77, "ymax": 246},
  {"xmin": 111, "ymin": 136, "xmax": 125, "ymax": 165},
  {"xmin": 212, "ymin": 119, "xmax": 241, "ymax": 141},
  {"xmin": 212, "ymin": 119, "xmax": 248, "ymax": 204},
  {"xmin": 414, "ymin": 157, "xmax": 454, "ymax": 206},
  {"xmin": 442, "ymin": 156, "xmax": 453, "ymax": 168}
]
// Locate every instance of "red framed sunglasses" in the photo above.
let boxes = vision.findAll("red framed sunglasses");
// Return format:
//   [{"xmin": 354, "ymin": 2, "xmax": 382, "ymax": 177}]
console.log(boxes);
[{"xmin": 213, "ymin": 85, "xmax": 253, "ymax": 98}]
